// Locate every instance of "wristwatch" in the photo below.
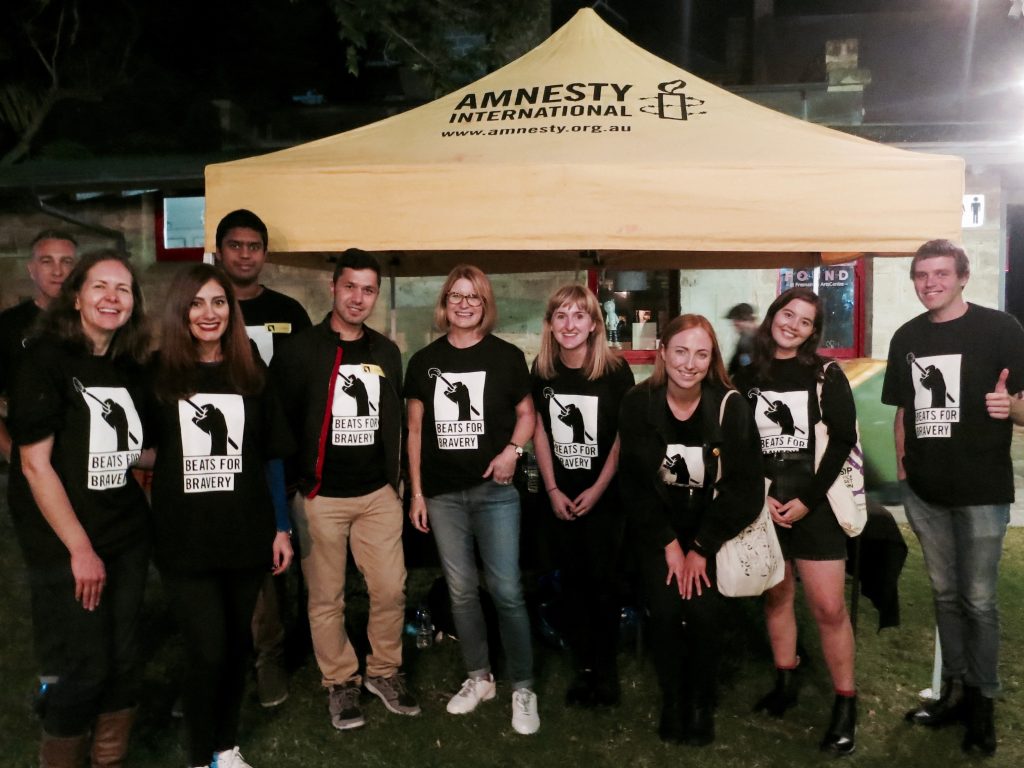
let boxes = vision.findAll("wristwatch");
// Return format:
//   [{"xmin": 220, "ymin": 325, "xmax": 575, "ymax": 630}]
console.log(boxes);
[{"xmin": 508, "ymin": 441, "xmax": 524, "ymax": 457}]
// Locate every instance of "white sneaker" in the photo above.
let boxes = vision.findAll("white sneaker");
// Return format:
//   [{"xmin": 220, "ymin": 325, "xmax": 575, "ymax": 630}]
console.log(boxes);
[
  {"xmin": 446, "ymin": 674, "xmax": 497, "ymax": 714},
  {"xmin": 511, "ymin": 688, "xmax": 540, "ymax": 735},
  {"xmin": 212, "ymin": 747, "xmax": 252, "ymax": 768}
]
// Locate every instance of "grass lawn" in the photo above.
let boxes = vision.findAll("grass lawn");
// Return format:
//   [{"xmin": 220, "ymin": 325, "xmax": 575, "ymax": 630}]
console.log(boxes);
[{"xmin": 2, "ymin": 480, "xmax": 1022, "ymax": 767}]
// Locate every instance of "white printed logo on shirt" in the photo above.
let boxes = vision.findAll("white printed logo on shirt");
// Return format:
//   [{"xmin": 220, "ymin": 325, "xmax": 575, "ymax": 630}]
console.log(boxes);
[
  {"xmin": 658, "ymin": 445, "xmax": 704, "ymax": 488},
  {"xmin": 178, "ymin": 394, "xmax": 244, "ymax": 493},
  {"xmin": 431, "ymin": 369, "xmax": 485, "ymax": 450},
  {"xmin": 749, "ymin": 388, "xmax": 809, "ymax": 453},
  {"xmin": 76, "ymin": 380, "xmax": 142, "ymax": 491},
  {"xmin": 333, "ymin": 364, "xmax": 381, "ymax": 446},
  {"xmin": 909, "ymin": 353, "xmax": 960, "ymax": 439},
  {"xmin": 545, "ymin": 392, "xmax": 598, "ymax": 470}
]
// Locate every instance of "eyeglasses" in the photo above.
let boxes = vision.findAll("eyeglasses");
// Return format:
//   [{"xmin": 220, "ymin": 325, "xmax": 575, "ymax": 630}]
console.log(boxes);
[{"xmin": 446, "ymin": 292, "xmax": 483, "ymax": 307}]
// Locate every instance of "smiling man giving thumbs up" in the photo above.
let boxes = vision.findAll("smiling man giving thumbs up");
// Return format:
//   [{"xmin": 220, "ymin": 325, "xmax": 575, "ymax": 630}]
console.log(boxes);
[{"xmin": 882, "ymin": 240, "xmax": 1024, "ymax": 757}]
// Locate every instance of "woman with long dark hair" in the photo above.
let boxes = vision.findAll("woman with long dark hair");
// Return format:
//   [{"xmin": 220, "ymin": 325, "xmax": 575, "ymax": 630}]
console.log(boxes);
[
  {"xmin": 405, "ymin": 265, "xmax": 539, "ymax": 735},
  {"xmin": 734, "ymin": 286, "xmax": 859, "ymax": 755},
  {"xmin": 531, "ymin": 284, "xmax": 633, "ymax": 707},
  {"xmin": 618, "ymin": 314, "xmax": 763, "ymax": 746},
  {"xmin": 150, "ymin": 264, "xmax": 293, "ymax": 768},
  {"xmin": 8, "ymin": 250, "xmax": 151, "ymax": 768}
]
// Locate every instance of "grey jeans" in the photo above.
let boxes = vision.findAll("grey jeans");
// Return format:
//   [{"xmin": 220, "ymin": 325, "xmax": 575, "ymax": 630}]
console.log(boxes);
[{"xmin": 900, "ymin": 481, "xmax": 1009, "ymax": 697}]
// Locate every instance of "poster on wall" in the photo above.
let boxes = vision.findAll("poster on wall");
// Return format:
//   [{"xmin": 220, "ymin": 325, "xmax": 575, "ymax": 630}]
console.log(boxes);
[{"xmin": 778, "ymin": 263, "xmax": 856, "ymax": 354}]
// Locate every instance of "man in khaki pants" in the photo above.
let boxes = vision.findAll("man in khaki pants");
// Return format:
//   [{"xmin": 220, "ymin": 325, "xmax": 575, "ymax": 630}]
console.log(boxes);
[{"xmin": 270, "ymin": 248, "xmax": 418, "ymax": 729}]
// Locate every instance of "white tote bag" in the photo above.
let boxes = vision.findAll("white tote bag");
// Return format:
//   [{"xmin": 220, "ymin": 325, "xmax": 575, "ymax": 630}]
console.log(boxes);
[
  {"xmin": 714, "ymin": 391, "xmax": 785, "ymax": 598},
  {"xmin": 815, "ymin": 363, "xmax": 867, "ymax": 537}
]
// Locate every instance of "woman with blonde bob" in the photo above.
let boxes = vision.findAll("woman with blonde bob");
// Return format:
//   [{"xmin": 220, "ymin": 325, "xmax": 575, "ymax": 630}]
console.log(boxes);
[
  {"xmin": 405, "ymin": 265, "xmax": 540, "ymax": 734},
  {"xmin": 618, "ymin": 314, "xmax": 763, "ymax": 746},
  {"xmin": 531, "ymin": 284, "xmax": 633, "ymax": 707}
]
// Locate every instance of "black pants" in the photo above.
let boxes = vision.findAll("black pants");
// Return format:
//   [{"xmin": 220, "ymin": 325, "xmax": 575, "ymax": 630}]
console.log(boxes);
[
  {"xmin": 549, "ymin": 499, "xmax": 624, "ymax": 678},
  {"xmin": 31, "ymin": 540, "xmax": 150, "ymax": 736},
  {"xmin": 638, "ymin": 539, "xmax": 725, "ymax": 708},
  {"xmin": 164, "ymin": 567, "xmax": 264, "ymax": 766}
]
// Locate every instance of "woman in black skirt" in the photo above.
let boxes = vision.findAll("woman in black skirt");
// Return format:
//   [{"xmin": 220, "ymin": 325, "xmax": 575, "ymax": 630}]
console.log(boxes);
[{"xmin": 734, "ymin": 287, "xmax": 858, "ymax": 755}]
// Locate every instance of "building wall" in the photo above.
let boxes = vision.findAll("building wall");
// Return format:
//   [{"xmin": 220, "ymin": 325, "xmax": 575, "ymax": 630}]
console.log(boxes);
[
  {"xmin": 0, "ymin": 195, "xmax": 157, "ymax": 311},
  {"xmin": 869, "ymin": 169, "xmax": 1004, "ymax": 359}
]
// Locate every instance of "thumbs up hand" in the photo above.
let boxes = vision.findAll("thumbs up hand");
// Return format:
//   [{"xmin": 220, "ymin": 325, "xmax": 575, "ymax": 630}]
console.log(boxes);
[{"xmin": 985, "ymin": 368, "xmax": 1012, "ymax": 420}]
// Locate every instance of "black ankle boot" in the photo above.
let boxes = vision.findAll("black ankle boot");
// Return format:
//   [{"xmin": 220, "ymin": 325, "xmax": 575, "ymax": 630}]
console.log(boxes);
[
  {"xmin": 565, "ymin": 670, "xmax": 596, "ymax": 708},
  {"xmin": 658, "ymin": 697, "xmax": 686, "ymax": 744},
  {"xmin": 961, "ymin": 686, "xmax": 996, "ymax": 756},
  {"xmin": 753, "ymin": 666, "xmax": 800, "ymax": 717},
  {"xmin": 905, "ymin": 677, "xmax": 966, "ymax": 728},
  {"xmin": 684, "ymin": 702, "xmax": 716, "ymax": 747},
  {"xmin": 820, "ymin": 694, "xmax": 857, "ymax": 756}
]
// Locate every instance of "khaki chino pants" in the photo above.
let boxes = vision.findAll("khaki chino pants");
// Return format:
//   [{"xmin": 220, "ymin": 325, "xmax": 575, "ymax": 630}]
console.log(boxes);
[{"xmin": 293, "ymin": 485, "xmax": 407, "ymax": 686}]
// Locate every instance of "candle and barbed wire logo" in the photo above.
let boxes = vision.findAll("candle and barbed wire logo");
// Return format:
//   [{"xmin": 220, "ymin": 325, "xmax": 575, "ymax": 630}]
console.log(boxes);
[{"xmin": 639, "ymin": 80, "xmax": 706, "ymax": 121}]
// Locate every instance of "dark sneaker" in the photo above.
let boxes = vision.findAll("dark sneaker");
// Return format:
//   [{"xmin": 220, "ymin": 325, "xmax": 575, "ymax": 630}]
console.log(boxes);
[
  {"xmin": 328, "ymin": 684, "xmax": 366, "ymax": 730},
  {"xmin": 257, "ymin": 661, "xmax": 289, "ymax": 708},
  {"xmin": 365, "ymin": 673, "xmax": 421, "ymax": 716}
]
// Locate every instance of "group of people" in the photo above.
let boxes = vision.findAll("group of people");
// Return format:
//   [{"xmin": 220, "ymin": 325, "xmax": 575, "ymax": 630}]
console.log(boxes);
[{"xmin": 1, "ymin": 217, "xmax": 1020, "ymax": 767}]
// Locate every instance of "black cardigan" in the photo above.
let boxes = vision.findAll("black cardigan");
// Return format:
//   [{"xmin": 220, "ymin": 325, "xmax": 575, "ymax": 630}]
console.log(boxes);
[{"xmin": 618, "ymin": 381, "xmax": 765, "ymax": 557}]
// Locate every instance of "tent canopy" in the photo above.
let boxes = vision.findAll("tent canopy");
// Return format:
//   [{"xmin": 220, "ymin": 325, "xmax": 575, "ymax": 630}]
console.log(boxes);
[{"xmin": 204, "ymin": 9, "xmax": 963, "ymax": 275}]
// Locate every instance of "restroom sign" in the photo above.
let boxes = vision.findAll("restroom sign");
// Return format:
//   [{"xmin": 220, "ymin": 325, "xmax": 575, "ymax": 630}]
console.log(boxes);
[{"xmin": 962, "ymin": 195, "xmax": 984, "ymax": 228}]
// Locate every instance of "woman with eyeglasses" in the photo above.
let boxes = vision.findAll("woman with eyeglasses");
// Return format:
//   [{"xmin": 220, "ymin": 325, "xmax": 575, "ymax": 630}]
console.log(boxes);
[
  {"xmin": 405, "ymin": 265, "xmax": 539, "ymax": 735},
  {"xmin": 530, "ymin": 284, "xmax": 633, "ymax": 708}
]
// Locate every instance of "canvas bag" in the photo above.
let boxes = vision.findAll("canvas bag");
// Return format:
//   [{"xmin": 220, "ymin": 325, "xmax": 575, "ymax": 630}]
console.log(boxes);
[
  {"xmin": 814, "ymin": 362, "xmax": 867, "ymax": 537},
  {"xmin": 713, "ymin": 390, "xmax": 785, "ymax": 598}
]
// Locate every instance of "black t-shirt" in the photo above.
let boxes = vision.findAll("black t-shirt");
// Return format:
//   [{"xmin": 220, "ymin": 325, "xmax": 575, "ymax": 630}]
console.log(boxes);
[
  {"xmin": 239, "ymin": 287, "xmax": 312, "ymax": 364},
  {"xmin": 882, "ymin": 303, "xmax": 1024, "ymax": 505},
  {"xmin": 735, "ymin": 357, "xmax": 856, "ymax": 508},
  {"xmin": 148, "ymin": 361, "xmax": 292, "ymax": 572},
  {"xmin": 0, "ymin": 300, "xmax": 41, "ymax": 396},
  {"xmin": 319, "ymin": 334, "xmax": 389, "ymax": 498},
  {"xmin": 531, "ymin": 359, "xmax": 634, "ymax": 498},
  {"xmin": 7, "ymin": 337, "xmax": 150, "ymax": 565},
  {"xmin": 660, "ymin": 407, "xmax": 709, "ymax": 533},
  {"xmin": 405, "ymin": 334, "xmax": 531, "ymax": 497}
]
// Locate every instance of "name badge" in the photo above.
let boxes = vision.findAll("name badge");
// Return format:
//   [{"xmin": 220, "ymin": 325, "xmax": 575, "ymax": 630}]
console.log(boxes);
[{"xmin": 265, "ymin": 323, "xmax": 292, "ymax": 334}]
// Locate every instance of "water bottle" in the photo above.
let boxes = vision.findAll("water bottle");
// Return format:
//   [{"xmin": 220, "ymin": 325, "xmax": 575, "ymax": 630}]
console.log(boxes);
[{"xmin": 415, "ymin": 606, "xmax": 433, "ymax": 649}]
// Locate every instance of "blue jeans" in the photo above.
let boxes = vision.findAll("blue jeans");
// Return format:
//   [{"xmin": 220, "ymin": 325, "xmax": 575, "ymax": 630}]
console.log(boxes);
[
  {"xmin": 900, "ymin": 481, "xmax": 1009, "ymax": 696},
  {"xmin": 427, "ymin": 480, "xmax": 534, "ymax": 689}
]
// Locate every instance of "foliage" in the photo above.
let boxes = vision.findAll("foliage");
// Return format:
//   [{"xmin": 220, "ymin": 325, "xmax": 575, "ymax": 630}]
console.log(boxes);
[
  {"xmin": 315, "ymin": 0, "xmax": 549, "ymax": 95},
  {"xmin": 0, "ymin": 0, "xmax": 141, "ymax": 165}
]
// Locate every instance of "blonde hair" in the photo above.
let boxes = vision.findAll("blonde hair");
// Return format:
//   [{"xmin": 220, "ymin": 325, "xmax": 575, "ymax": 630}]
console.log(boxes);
[
  {"xmin": 535, "ymin": 284, "xmax": 623, "ymax": 380},
  {"xmin": 650, "ymin": 314, "xmax": 732, "ymax": 390},
  {"xmin": 433, "ymin": 264, "xmax": 497, "ymax": 335}
]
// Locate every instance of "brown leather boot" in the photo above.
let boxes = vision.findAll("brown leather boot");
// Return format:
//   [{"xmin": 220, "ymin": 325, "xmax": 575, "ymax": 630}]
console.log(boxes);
[
  {"xmin": 90, "ymin": 708, "xmax": 136, "ymax": 768},
  {"xmin": 40, "ymin": 731, "xmax": 89, "ymax": 768}
]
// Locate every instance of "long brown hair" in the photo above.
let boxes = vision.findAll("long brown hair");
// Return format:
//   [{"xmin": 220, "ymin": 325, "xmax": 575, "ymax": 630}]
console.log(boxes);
[
  {"xmin": 155, "ymin": 264, "xmax": 263, "ymax": 402},
  {"xmin": 751, "ymin": 287, "xmax": 827, "ymax": 382},
  {"xmin": 37, "ymin": 249, "xmax": 150, "ymax": 363},
  {"xmin": 650, "ymin": 314, "xmax": 732, "ymax": 390},
  {"xmin": 535, "ymin": 284, "xmax": 623, "ymax": 381}
]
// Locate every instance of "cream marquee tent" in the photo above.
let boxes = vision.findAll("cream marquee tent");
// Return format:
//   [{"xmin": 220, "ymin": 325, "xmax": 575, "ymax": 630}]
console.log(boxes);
[{"xmin": 204, "ymin": 9, "xmax": 964, "ymax": 275}]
